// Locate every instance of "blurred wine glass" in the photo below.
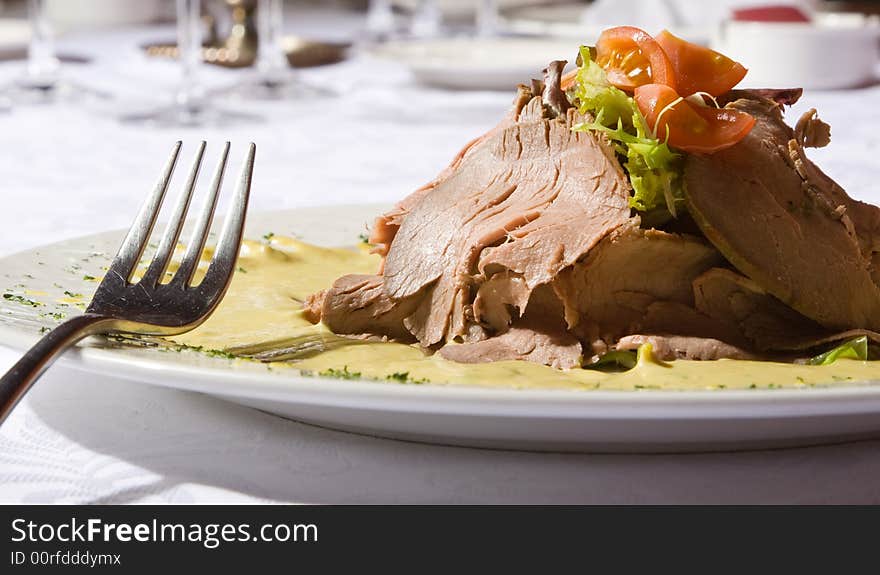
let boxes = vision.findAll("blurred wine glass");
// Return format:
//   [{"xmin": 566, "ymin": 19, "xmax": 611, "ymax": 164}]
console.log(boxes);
[
  {"xmin": 366, "ymin": 0, "xmax": 397, "ymax": 41},
  {"xmin": 122, "ymin": 0, "xmax": 253, "ymax": 126},
  {"xmin": 2, "ymin": 0, "xmax": 108, "ymax": 105},
  {"xmin": 410, "ymin": 0, "xmax": 442, "ymax": 38},
  {"xmin": 476, "ymin": 0, "xmax": 500, "ymax": 37},
  {"xmin": 223, "ymin": 0, "xmax": 331, "ymax": 101}
]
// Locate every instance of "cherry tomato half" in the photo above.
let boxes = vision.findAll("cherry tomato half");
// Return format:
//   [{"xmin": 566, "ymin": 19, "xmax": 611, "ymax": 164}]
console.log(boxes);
[
  {"xmin": 595, "ymin": 26, "xmax": 677, "ymax": 92},
  {"xmin": 655, "ymin": 29, "xmax": 748, "ymax": 97},
  {"xmin": 634, "ymin": 83, "xmax": 756, "ymax": 154}
]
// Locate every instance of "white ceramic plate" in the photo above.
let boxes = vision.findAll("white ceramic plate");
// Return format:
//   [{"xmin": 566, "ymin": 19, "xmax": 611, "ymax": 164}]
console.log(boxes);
[
  {"xmin": 369, "ymin": 37, "xmax": 577, "ymax": 90},
  {"xmin": 2, "ymin": 205, "xmax": 880, "ymax": 453}
]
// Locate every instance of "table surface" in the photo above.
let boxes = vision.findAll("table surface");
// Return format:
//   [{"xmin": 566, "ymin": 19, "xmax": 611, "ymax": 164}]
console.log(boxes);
[{"xmin": 2, "ymin": 10, "xmax": 880, "ymax": 504}]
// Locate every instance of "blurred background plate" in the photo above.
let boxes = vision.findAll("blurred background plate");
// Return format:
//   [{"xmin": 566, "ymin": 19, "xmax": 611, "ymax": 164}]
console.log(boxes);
[
  {"xmin": 369, "ymin": 37, "xmax": 577, "ymax": 90},
  {"xmin": 391, "ymin": 0, "xmax": 556, "ymax": 23},
  {"xmin": 502, "ymin": 1, "xmax": 713, "ymax": 45}
]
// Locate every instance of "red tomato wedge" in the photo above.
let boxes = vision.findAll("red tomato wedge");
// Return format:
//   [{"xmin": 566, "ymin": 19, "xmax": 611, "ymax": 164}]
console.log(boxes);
[
  {"xmin": 595, "ymin": 26, "xmax": 677, "ymax": 92},
  {"xmin": 634, "ymin": 83, "xmax": 756, "ymax": 154},
  {"xmin": 655, "ymin": 30, "xmax": 748, "ymax": 97}
]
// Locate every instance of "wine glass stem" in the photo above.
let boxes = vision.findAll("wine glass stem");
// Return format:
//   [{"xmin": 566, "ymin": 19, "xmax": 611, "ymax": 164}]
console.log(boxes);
[
  {"xmin": 176, "ymin": 0, "xmax": 204, "ymax": 110},
  {"xmin": 477, "ymin": 0, "xmax": 499, "ymax": 37},
  {"xmin": 256, "ymin": 0, "xmax": 286, "ymax": 79},
  {"xmin": 26, "ymin": 0, "xmax": 59, "ymax": 84},
  {"xmin": 366, "ymin": 0, "xmax": 394, "ymax": 38},
  {"xmin": 411, "ymin": 0, "xmax": 441, "ymax": 38}
]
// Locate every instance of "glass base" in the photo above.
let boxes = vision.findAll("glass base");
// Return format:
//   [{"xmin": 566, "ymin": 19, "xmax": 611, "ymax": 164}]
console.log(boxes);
[
  {"xmin": 1, "ymin": 77, "xmax": 111, "ymax": 105},
  {"xmin": 220, "ymin": 70, "xmax": 335, "ymax": 102},
  {"xmin": 118, "ymin": 100, "xmax": 261, "ymax": 128}
]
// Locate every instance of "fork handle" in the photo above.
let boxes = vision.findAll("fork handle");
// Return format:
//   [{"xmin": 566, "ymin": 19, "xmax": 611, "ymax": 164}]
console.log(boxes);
[{"xmin": 0, "ymin": 313, "xmax": 114, "ymax": 425}]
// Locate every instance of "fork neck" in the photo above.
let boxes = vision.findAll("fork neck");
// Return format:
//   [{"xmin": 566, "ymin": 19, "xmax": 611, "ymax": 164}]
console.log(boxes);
[{"xmin": 0, "ymin": 313, "xmax": 115, "ymax": 425}]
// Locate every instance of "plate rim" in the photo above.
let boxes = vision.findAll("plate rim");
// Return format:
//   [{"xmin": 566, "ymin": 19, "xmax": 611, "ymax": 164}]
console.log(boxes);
[{"xmin": 1, "ymin": 205, "xmax": 879, "ymax": 420}]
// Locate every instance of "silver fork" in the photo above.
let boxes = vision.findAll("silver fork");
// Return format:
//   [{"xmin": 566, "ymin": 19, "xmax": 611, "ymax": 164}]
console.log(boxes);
[{"xmin": 0, "ymin": 141, "xmax": 255, "ymax": 425}]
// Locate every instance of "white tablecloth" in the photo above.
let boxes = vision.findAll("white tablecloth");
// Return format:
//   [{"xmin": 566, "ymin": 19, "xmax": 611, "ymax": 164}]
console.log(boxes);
[{"xmin": 2, "ymin": 10, "xmax": 880, "ymax": 504}]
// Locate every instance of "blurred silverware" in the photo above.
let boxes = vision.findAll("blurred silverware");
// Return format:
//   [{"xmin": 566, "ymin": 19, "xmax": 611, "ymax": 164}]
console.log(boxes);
[
  {"xmin": 141, "ymin": 0, "xmax": 347, "ymax": 69},
  {"xmin": 142, "ymin": 35, "xmax": 349, "ymax": 69}
]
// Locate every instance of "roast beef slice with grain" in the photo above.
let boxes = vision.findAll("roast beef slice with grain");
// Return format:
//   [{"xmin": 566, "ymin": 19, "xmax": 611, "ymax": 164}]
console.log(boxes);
[
  {"xmin": 694, "ymin": 267, "xmax": 880, "ymax": 352},
  {"xmin": 684, "ymin": 94, "xmax": 880, "ymax": 331},
  {"xmin": 552, "ymin": 222, "xmax": 723, "ymax": 345},
  {"xmin": 382, "ymin": 95, "xmax": 632, "ymax": 346},
  {"xmin": 317, "ymin": 274, "xmax": 419, "ymax": 341}
]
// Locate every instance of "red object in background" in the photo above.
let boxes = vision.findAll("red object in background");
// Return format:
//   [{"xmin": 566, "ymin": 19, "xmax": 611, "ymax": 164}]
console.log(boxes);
[{"xmin": 732, "ymin": 5, "xmax": 812, "ymax": 22}]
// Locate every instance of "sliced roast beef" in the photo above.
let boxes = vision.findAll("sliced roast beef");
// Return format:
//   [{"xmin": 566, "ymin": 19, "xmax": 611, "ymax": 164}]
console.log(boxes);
[
  {"xmin": 694, "ymin": 267, "xmax": 880, "ymax": 352},
  {"xmin": 382, "ymin": 94, "xmax": 632, "ymax": 346},
  {"xmin": 307, "ymin": 69, "xmax": 880, "ymax": 370},
  {"xmin": 438, "ymin": 315, "xmax": 582, "ymax": 369},
  {"xmin": 369, "ymin": 85, "xmax": 537, "ymax": 260},
  {"xmin": 552, "ymin": 222, "xmax": 723, "ymax": 345},
  {"xmin": 317, "ymin": 274, "xmax": 419, "ymax": 342},
  {"xmin": 616, "ymin": 334, "xmax": 757, "ymax": 361},
  {"xmin": 684, "ymin": 93, "xmax": 880, "ymax": 331}
]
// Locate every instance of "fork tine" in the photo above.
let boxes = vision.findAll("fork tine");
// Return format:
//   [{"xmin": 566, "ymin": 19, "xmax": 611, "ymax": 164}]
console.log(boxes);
[
  {"xmin": 141, "ymin": 141, "xmax": 206, "ymax": 287},
  {"xmin": 172, "ymin": 141, "xmax": 231, "ymax": 287},
  {"xmin": 197, "ymin": 142, "xmax": 256, "ymax": 294},
  {"xmin": 105, "ymin": 141, "xmax": 181, "ymax": 284}
]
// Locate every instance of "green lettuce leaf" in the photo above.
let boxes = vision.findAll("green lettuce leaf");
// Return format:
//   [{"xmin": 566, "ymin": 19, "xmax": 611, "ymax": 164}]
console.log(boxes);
[
  {"xmin": 586, "ymin": 350, "xmax": 637, "ymax": 371},
  {"xmin": 808, "ymin": 336, "xmax": 870, "ymax": 365},
  {"xmin": 569, "ymin": 46, "xmax": 684, "ymax": 217}
]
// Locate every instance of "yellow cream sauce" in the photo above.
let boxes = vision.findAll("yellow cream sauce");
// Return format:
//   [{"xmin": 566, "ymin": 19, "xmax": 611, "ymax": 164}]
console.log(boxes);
[{"xmin": 169, "ymin": 237, "xmax": 879, "ymax": 391}]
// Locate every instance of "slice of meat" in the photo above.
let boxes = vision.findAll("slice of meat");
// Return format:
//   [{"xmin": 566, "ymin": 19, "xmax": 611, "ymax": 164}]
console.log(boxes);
[
  {"xmin": 553, "ymin": 222, "xmax": 723, "ymax": 344},
  {"xmin": 616, "ymin": 334, "xmax": 757, "ymax": 361},
  {"xmin": 383, "ymin": 96, "xmax": 632, "ymax": 346},
  {"xmin": 684, "ymin": 93, "xmax": 880, "ymax": 331},
  {"xmin": 317, "ymin": 274, "xmax": 419, "ymax": 342},
  {"xmin": 694, "ymin": 268, "xmax": 826, "ymax": 350},
  {"xmin": 472, "ymin": 271, "xmax": 530, "ymax": 332},
  {"xmin": 369, "ymin": 85, "xmax": 537, "ymax": 260},
  {"xmin": 694, "ymin": 267, "xmax": 880, "ymax": 352},
  {"xmin": 439, "ymin": 319, "xmax": 583, "ymax": 369},
  {"xmin": 719, "ymin": 88, "xmax": 803, "ymax": 107},
  {"xmin": 638, "ymin": 300, "xmax": 750, "ymax": 348}
]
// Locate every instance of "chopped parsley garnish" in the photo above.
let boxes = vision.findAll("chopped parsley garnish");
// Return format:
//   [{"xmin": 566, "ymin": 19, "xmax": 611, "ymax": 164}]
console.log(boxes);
[
  {"xmin": 319, "ymin": 366, "xmax": 361, "ymax": 380},
  {"xmin": 63, "ymin": 290, "xmax": 83, "ymax": 298},
  {"xmin": 358, "ymin": 233, "xmax": 370, "ymax": 245},
  {"xmin": 40, "ymin": 311, "xmax": 66, "ymax": 321},
  {"xmin": 83, "ymin": 275, "xmax": 97, "ymax": 281},
  {"xmin": 386, "ymin": 372, "xmax": 429, "ymax": 384},
  {"xmin": 262, "ymin": 232, "xmax": 276, "ymax": 242},
  {"xmin": 2, "ymin": 293, "xmax": 43, "ymax": 307}
]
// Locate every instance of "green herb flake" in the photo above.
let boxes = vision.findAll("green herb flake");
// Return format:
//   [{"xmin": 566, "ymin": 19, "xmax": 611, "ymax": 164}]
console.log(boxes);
[
  {"xmin": 2, "ymin": 293, "xmax": 43, "ymax": 307},
  {"xmin": 262, "ymin": 232, "xmax": 276, "ymax": 242},
  {"xmin": 358, "ymin": 233, "xmax": 370, "ymax": 245},
  {"xmin": 40, "ymin": 311, "xmax": 66, "ymax": 321},
  {"xmin": 83, "ymin": 275, "xmax": 97, "ymax": 281},
  {"xmin": 385, "ymin": 372, "xmax": 429, "ymax": 384},
  {"xmin": 63, "ymin": 290, "xmax": 83, "ymax": 298},
  {"xmin": 236, "ymin": 266, "xmax": 248, "ymax": 274},
  {"xmin": 319, "ymin": 366, "xmax": 362, "ymax": 380}
]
